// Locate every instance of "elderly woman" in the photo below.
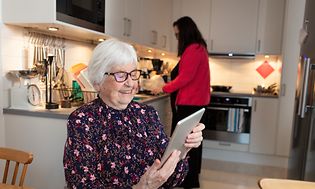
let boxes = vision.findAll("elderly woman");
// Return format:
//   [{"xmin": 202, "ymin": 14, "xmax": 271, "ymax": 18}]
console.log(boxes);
[{"xmin": 63, "ymin": 38, "xmax": 205, "ymax": 189}]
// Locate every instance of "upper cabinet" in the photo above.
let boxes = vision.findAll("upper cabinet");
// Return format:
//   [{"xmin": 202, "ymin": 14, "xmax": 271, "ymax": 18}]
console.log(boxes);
[
  {"xmin": 172, "ymin": 0, "xmax": 285, "ymax": 55},
  {"xmin": 141, "ymin": 0, "xmax": 172, "ymax": 51},
  {"xmin": 171, "ymin": 0, "xmax": 211, "ymax": 53},
  {"xmin": 256, "ymin": 0, "xmax": 285, "ymax": 55},
  {"xmin": 105, "ymin": 0, "xmax": 172, "ymax": 51},
  {"xmin": 105, "ymin": 0, "xmax": 142, "ymax": 43},
  {"xmin": 209, "ymin": 0, "xmax": 259, "ymax": 54},
  {"xmin": 2, "ymin": 0, "xmax": 106, "ymax": 42}
]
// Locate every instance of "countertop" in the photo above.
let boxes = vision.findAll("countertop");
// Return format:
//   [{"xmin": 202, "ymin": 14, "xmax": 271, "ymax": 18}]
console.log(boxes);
[
  {"xmin": 3, "ymin": 93, "xmax": 170, "ymax": 119},
  {"xmin": 3, "ymin": 91, "xmax": 277, "ymax": 119}
]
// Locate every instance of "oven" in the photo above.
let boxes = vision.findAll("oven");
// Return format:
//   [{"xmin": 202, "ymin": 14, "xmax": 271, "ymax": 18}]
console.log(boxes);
[
  {"xmin": 204, "ymin": 95, "xmax": 252, "ymax": 144},
  {"xmin": 56, "ymin": 0, "xmax": 105, "ymax": 32}
]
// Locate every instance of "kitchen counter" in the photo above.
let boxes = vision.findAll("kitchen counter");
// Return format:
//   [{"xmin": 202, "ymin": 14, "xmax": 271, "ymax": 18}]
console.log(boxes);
[
  {"xmin": 211, "ymin": 91, "xmax": 278, "ymax": 98},
  {"xmin": 2, "ymin": 93, "xmax": 171, "ymax": 189},
  {"xmin": 3, "ymin": 93, "xmax": 170, "ymax": 119}
]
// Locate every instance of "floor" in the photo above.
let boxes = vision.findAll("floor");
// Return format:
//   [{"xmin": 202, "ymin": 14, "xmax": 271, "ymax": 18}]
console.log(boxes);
[{"xmin": 175, "ymin": 159, "xmax": 287, "ymax": 189}]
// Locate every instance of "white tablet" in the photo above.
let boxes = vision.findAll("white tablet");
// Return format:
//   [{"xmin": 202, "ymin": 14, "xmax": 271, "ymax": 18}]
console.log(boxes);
[{"xmin": 160, "ymin": 108, "xmax": 205, "ymax": 167}]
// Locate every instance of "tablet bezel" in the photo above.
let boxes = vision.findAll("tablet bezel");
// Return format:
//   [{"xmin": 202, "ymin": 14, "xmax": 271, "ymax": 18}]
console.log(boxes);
[{"xmin": 159, "ymin": 108, "xmax": 205, "ymax": 167}]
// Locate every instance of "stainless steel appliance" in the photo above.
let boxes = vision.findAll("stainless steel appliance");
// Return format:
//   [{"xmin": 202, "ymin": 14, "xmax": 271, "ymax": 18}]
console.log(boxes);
[
  {"xmin": 56, "ymin": 0, "xmax": 105, "ymax": 32},
  {"xmin": 204, "ymin": 95, "xmax": 252, "ymax": 144},
  {"xmin": 288, "ymin": 0, "xmax": 315, "ymax": 181}
]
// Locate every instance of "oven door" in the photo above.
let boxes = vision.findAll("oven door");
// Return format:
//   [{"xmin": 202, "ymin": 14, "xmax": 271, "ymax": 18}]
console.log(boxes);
[
  {"xmin": 204, "ymin": 105, "xmax": 251, "ymax": 144},
  {"xmin": 56, "ymin": 0, "xmax": 105, "ymax": 32}
]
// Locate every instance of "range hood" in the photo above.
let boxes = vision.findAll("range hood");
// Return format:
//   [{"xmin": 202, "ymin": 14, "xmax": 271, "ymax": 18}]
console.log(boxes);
[{"xmin": 209, "ymin": 52, "xmax": 255, "ymax": 59}]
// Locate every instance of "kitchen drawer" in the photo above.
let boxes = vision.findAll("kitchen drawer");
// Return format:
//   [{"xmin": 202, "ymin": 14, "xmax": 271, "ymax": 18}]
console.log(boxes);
[{"xmin": 203, "ymin": 139, "xmax": 249, "ymax": 152}]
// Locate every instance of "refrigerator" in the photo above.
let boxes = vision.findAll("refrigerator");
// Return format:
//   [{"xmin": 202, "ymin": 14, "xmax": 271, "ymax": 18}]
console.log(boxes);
[{"xmin": 288, "ymin": 0, "xmax": 315, "ymax": 181}]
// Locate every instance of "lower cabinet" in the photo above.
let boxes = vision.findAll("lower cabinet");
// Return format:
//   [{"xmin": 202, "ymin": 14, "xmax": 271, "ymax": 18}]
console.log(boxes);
[
  {"xmin": 249, "ymin": 97, "xmax": 279, "ymax": 154},
  {"xmin": 146, "ymin": 96, "xmax": 172, "ymax": 136},
  {"xmin": 4, "ymin": 114, "xmax": 68, "ymax": 189},
  {"xmin": 203, "ymin": 96, "xmax": 279, "ymax": 156}
]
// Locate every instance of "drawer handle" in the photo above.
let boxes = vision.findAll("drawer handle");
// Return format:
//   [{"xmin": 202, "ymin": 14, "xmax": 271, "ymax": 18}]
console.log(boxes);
[{"xmin": 219, "ymin": 142, "xmax": 231, "ymax": 146}]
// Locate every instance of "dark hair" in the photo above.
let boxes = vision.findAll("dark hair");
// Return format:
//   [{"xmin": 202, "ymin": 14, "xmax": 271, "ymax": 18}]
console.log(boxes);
[{"xmin": 173, "ymin": 16, "xmax": 207, "ymax": 56}]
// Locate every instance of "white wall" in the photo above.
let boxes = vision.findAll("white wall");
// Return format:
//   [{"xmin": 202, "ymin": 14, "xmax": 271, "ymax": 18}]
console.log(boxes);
[{"xmin": 211, "ymin": 56, "xmax": 282, "ymax": 93}]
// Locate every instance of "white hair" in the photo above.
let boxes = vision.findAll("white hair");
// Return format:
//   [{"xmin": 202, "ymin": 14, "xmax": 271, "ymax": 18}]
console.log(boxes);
[{"xmin": 87, "ymin": 38, "xmax": 138, "ymax": 88}]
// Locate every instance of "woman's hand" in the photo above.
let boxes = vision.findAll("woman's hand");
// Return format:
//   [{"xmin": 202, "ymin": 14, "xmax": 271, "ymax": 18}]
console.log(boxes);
[
  {"xmin": 184, "ymin": 123, "xmax": 205, "ymax": 148},
  {"xmin": 133, "ymin": 150, "xmax": 181, "ymax": 189}
]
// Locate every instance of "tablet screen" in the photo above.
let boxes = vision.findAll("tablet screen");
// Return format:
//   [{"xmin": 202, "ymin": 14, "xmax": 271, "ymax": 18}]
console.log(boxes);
[{"xmin": 160, "ymin": 108, "xmax": 205, "ymax": 167}]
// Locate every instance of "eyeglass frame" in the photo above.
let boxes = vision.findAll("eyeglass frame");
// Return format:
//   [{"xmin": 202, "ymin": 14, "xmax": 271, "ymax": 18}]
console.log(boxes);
[{"xmin": 104, "ymin": 69, "xmax": 142, "ymax": 83}]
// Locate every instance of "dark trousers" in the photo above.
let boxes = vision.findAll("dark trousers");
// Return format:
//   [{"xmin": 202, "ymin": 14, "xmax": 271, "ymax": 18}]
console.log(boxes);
[{"xmin": 171, "ymin": 105, "xmax": 205, "ymax": 188}]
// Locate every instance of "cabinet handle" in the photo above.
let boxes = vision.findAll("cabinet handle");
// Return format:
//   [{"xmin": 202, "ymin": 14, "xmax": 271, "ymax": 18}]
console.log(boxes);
[
  {"xmin": 281, "ymin": 83, "xmax": 286, "ymax": 97},
  {"xmin": 127, "ymin": 19, "xmax": 132, "ymax": 37},
  {"xmin": 304, "ymin": 19, "xmax": 309, "ymax": 33},
  {"xmin": 257, "ymin": 39, "xmax": 261, "ymax": 52},
  {"xmin": 219, "ymin": 142, "xmax": 231, "ymax": 146},
  {"xmin": 162, "ymin": 35, "xmax": 167, "ymax": 48},
  {"xmin": 151, "ymin": 30, "xmax": 158, "ymax": 45},
  {"xmin": 123, "ymin": 17, "xmax": 128, "ymax": 36},
  {"xmin": 207, "ymin": 107, "xmax": 229, "ymax": 111},
  {"xmin": 253, "ymin": 99, "xmax": 257, "ymax": 112},
  {"xmin": 210, "ymin": 40, "xmax": 214, "ymax": 51}
]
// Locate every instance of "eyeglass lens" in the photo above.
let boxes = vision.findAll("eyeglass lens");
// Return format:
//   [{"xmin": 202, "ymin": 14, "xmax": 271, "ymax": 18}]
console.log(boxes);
[{"xmin": 113, "ymin": 70, "xmax": 141, "ymax": 82}]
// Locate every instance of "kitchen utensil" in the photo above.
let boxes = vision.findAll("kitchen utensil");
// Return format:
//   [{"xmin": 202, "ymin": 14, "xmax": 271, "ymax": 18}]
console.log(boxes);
[
  {"xmin": 45, "ymin": 56, "xmax": 59, "ymax": 109},
  {"xmin": 211, "ymin": 85, "xmax": 232, "ymax": 92},
  {"xmin": 8, "ymin": 69, "xmax": 38, "ymax": 81}
]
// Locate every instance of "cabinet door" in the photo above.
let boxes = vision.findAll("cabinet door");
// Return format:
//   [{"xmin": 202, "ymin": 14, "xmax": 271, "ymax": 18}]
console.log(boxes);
[
  {"xmin": 124, "ymin": 0, "xmax": 142, "ymax": 43},
  {"xmin": 105, "ymin": 0, "xmax": 124, "ymax": 38},
  {"xmin": 171, "ymin": 0, "xmax": 211, "ymax": 53},
  {"xmin": 249, "ymin": 97, "xmax": 279, "ymax": 155},
  {"xmin": 105, "ymin": 0, "xmax": 141, "ymax": 43},
  {"xmin": 146, "ymin": 97, "xmax": 172, "ymax": 136},
  {"xmin": 209, "ymin": 0, "xmax": 259, "ymax": 54},
  {"xmin": 256, "ymin": 0, "xmax": 285, "ymax": 55},
  {"xmin": 141, "ymin": 0, "xmax": 172, "ymax": 50}
]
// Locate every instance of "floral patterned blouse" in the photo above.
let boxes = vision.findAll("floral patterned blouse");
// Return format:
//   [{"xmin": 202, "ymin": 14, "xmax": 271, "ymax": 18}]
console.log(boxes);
[{"xmin": 63, "ymin": 97, "xmax": 189, "ymax": 188}]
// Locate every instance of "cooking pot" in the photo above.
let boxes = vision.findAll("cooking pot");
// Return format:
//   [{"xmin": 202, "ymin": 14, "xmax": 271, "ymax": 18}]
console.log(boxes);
[{"xmin": 211, "ymin": 85, "xmax": 232, "ymax": 92}]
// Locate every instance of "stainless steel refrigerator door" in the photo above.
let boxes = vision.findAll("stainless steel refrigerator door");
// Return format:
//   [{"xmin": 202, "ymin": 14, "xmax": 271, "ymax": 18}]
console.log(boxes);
[
  {"xmin": 303, "ymin": 61, "xmax": 315, "ymax": 181},
  {"xmin": 304, "ymin": 90, "xmax": 315, "ymax": 181},
  {"xmin": 288, "ymin": 58, "xmax": 315, "ymax": 180}
]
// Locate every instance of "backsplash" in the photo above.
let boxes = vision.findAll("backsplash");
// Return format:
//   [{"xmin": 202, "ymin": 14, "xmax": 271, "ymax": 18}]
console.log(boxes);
[
  {"xmin": 210, "ymin": 56, "xmax": 282, "ymax": 94},
  {"xmin": 1, "ymin": 24, "xmax": 95, "ymax": 107}
]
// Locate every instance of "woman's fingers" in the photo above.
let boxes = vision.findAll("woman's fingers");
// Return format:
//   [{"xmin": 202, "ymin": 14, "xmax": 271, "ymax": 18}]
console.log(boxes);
[
  {"xmin": 184, "ymin": 123, "xmax": 205, "ymax": 148},
  {"xmin": 192, "ymin": 123, "xmax": 206, "ymax": 132},
  {"xmin": 142, "ymin": 151, "xmax": 181, "ymax": 189}
]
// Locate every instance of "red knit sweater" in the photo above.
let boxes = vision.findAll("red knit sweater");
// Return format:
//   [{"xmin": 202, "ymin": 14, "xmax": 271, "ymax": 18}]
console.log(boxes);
[{"xmin": 163, "ymin": 43, "xmax": 210, "ymax": 106}]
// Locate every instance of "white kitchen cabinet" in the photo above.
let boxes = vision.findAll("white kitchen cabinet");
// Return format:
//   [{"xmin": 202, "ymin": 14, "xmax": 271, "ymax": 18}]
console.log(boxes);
[
  {"xmin": 256, "ymin": 0, "xmax": 286, "ymax": 55},
  {"xmin": 171, "ymin": 0, "xmax": 212, "ymax": 53},
  {"xmin": 209, "ymin": 0, "xmax": 259, "ymax": 54},
  {"xmin": 249, "ymin": 97, "xmax": 279, "ymax": 155},
  {"xmin": 146, "ymin": 96, "xmax": 172, "ymax": 136},
  {"xmin": 141, "ymin": 0, "xmax": 172, "ymax": 51},
  {"xmin": 105, "ymin": 0, "xmax": 142, "ymax": 43},
  {"xmin": 4, "ymin": 114, "xmax": 68, "ymax": 189},
  {"xmin": 2, "ymin": 0, "xmax": 106, "ymax": 42}
]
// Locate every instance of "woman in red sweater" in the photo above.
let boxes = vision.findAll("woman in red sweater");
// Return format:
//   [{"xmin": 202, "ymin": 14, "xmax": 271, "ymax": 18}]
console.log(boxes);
[{"xmin": 163, "ymin": 16, "xmax": 210, "ymax": 188}]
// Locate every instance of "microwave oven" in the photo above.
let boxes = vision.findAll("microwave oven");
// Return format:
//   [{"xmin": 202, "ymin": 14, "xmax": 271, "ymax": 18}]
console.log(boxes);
[{"xmin": 56, "ymin": 0, "xmax": 105, "ymax": 33}]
